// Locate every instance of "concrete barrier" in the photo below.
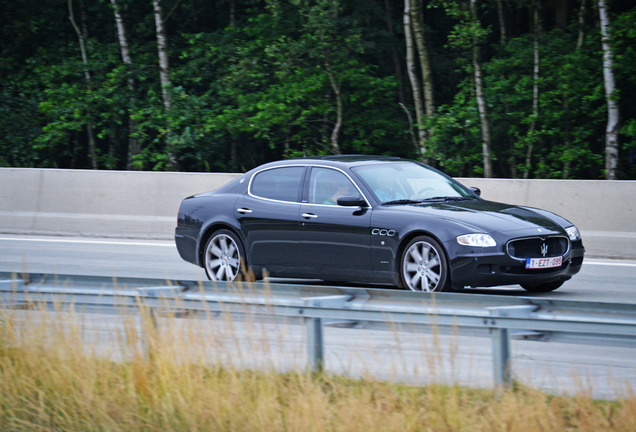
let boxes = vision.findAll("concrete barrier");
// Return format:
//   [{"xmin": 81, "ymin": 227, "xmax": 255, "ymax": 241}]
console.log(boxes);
[
  {"xmin": 0, "ymin": 168, "xmax": 239, "ymax": 239},
  {"xmin": 1, "ymin": 168, "xmax": 634, "ymax": 258}
]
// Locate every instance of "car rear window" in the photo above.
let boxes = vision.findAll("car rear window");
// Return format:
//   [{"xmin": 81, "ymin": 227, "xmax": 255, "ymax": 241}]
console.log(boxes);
[{"xmin": 250, "ymin": 166, "xmax": 305, "ymax": 202}]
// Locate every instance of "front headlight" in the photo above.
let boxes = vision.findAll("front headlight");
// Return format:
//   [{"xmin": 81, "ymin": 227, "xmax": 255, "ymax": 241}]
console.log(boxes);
[
  {"xmin": 457, "ymin": 234, "xmax": 497, "ymax": 247},
  {"xmin": 565, "ymin": 226, "xmax": 581, "ymax": 241}
]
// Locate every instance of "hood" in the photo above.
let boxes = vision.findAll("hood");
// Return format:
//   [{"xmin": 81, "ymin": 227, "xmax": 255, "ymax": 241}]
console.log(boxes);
[{"xmin": 392, "ymin": 199, "xmax": 566, "ymax": 235}]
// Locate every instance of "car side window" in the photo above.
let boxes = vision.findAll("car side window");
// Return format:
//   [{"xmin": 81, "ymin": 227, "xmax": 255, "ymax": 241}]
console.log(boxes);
[
  {"xmin": 308, "ymin": 167, "xmax": 357, "ymax": 205},
  {"xmin": 250, "ymin": 166, "xmax": 305, "ymax": 202}
]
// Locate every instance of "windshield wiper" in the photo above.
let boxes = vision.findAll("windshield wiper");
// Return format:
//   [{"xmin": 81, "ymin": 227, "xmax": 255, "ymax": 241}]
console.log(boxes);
[
  {"xmin": 382, "ymin": 199, "xmax": 424, "ymax": 205},
  {"xmin": 421, "ymin": 196, "xmax": 474, "ymax": 202},
  {"xmin": 383, "ymin": 196, "xmax": 475, "ymax": 205}
]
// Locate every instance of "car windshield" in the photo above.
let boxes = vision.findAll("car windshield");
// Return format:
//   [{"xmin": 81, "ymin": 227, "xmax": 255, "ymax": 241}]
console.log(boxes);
[{"xmin": 352, "ymin": 162, "xmax": 475, "ymax": 204}]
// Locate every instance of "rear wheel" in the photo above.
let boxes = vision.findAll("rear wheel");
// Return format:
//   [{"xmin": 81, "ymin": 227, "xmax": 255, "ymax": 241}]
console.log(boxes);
[
  {"xmin": 203, "ymin": 230, "xmax": 245, "ymax": 282},
  {"xmin": 400, "ymin": 235, "xmax": 450, "ymax": 292},
  {"xmin": 521, "ymin": 280, "xmax": 564, "ymax": 292}
]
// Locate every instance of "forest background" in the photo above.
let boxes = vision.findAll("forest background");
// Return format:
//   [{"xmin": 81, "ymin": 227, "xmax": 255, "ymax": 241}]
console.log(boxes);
[{"xmin": 1, "ymin": 0, "xmax": 635, "ymax": 179}]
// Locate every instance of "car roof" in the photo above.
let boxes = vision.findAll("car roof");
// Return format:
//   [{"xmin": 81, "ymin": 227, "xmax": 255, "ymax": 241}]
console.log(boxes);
[
  {"xmin": 252, "ymin": 155, "xmax": 412, "ymax": 172},
  {"xmin": 308, "ymin": 155, "xmax": 402, "ymax": 163}
]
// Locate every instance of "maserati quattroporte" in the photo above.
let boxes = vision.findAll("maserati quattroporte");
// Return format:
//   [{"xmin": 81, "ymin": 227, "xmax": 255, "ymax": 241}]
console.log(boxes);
[{"xmin": 175, "ymin": 156, "xmax": 584, "ymax": 292}]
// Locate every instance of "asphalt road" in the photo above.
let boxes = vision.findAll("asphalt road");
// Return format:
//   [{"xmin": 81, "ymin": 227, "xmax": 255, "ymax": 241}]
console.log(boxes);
[
  {"xmin": 0, "ymin": 234, "xmax": 634, "ymax": 303},
  {"xmin": 1, "ymin": 234, "xmax": 635, "ymax": 399}
]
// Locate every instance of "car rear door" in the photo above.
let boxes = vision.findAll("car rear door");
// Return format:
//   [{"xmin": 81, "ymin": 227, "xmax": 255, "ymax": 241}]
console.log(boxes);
[{"xmin": 235, "ymin": 165, "xmax": 306, "ymax": 268}]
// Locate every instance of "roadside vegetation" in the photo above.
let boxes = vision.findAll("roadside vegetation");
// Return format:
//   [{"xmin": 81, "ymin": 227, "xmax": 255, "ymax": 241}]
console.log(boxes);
[
  {"xmin": 2, "ymin": 0, "xmax": 636, "ymax": 179},
  {"xmin": 1, "ymin": 303, "xmax": 634, "ymax": 432}
]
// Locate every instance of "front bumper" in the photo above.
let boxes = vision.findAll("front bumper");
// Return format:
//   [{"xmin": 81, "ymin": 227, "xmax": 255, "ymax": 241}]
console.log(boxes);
[{"xmin": 449, "ymin": 242, "xmax": 585, "ymax": 289}]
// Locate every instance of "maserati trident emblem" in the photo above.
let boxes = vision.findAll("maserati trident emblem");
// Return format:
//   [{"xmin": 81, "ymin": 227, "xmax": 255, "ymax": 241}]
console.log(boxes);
[{"xmin": 540, "ymin": 242, "xmax": 548, "ymax": 257}]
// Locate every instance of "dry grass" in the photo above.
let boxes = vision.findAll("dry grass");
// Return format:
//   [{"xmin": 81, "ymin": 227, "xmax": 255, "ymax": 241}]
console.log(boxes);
[{"xmin": 0, "ymin": 299, "xmax": 635, "ymax": 432}]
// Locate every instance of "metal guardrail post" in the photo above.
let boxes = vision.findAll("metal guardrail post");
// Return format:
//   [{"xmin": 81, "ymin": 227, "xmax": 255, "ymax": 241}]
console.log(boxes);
[
  {"xmin": 491, "ymin": 326, "xmax": 511, "ymax": 388},
  {"xmin": 305, "ymin": 312, "xmax": 324, "ymax": 372},
  {"xmin": 303, "ymin": 295, "xmax": 352, "ymax": 372},
  {"xmin": 488, "ymin": 305, "xmax": 537, "ymax": 389}
]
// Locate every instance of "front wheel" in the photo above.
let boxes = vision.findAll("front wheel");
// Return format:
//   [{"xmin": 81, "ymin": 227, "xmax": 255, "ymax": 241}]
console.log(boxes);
[
  {"xmin": 203, "ymin": 229, "xmax": 245, "ymax": 282},
  {"xmin": 521, "ymin": 280, "xmax": 564, "ymax": 292},
  {"xmin": 400, "ymin": 236, "xmax": 450, "ymax": 292}
]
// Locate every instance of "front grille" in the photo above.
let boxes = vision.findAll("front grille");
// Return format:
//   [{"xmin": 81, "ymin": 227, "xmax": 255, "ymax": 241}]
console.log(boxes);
[{"xmin": 507, "ymin": 236, "xmax": 569, "ymax": 260}]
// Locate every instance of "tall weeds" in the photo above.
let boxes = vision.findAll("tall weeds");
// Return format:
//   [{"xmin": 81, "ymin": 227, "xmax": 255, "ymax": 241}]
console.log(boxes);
[{"xmin": 0, "ymin": 299, "xmax": 634, "ymax": 432}]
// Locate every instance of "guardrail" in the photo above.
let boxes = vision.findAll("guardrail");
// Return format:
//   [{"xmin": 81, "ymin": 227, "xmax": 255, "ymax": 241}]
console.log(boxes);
[{"xmin": 2, "ymin": 272, "xmax": 636, "ymax": 390}]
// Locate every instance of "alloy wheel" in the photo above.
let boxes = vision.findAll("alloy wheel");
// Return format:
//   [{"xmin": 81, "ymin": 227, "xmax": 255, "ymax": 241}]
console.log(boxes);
[
  {"xmin": 205, "ymin": 232, "xmax": 241, "ymax": 281},
  {"xmin": 402, "ymin": 237, "xmax": 448, "ymax": 292}
]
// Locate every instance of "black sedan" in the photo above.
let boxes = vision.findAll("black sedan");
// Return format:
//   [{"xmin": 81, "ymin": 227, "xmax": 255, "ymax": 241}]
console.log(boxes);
[{"xmin": 175, "ymin": 156, "xmax": 584, "ymax": 292}]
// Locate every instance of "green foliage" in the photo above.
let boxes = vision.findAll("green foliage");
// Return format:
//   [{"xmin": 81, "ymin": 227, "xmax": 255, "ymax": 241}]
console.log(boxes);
[{"xmin": 1, "ymin": 0, "xmax": 635, "ymax": 177}]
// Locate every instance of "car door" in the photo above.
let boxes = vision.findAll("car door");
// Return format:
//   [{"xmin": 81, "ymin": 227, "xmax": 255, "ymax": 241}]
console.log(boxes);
[
  {"xmin": 297, "ymin": 166, "xmax": 372, "ymax": 279},
  {"xmin": 235, "ymin": 165, "xmax": 305, "ymax": 269}
]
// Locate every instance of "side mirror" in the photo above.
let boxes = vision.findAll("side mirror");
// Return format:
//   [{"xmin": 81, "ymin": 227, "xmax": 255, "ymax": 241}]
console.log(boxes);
[
  {"xmin": 337, "ymin": 196, "xmax": 367, "ymax": 207},
  {"xmin": 470, "ymin": 187, "xmax": 481, "ymax": 197}
]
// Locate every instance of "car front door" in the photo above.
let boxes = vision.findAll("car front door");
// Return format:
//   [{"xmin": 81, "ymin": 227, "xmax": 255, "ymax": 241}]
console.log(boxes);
[{"xmin": 297, "ymin": 167, "xmax": 372, "ymax": 280}]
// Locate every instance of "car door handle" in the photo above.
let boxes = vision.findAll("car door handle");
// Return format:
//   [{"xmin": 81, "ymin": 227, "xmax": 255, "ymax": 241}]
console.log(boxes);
[
  {"xmin": 302, "ymin": 213, "xmax": 318, "ymax": 219},
  {"xmin": 236, "ymin": 208, "xmax": 253, "ymax": 214}
]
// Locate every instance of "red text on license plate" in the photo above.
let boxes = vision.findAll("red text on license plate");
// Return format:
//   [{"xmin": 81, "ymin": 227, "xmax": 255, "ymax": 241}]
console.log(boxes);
[{"xmin": 525, "ymin": 256, "xmax": 563, "ymax": 269}]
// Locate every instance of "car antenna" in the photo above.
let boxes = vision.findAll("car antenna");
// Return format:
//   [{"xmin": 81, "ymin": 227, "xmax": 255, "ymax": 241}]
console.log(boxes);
[{"xmin": 303, "ymin": 146, "xmax": 306, "ymax": 158}]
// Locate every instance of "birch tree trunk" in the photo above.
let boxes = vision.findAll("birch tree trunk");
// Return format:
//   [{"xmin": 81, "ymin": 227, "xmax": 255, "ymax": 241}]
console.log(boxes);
[
  {"xmin": 497, "ymin": 0, "xmax": 507, "ymax": 46},
  {"xmin": 68, "ymin": 0, "xmax": 97, "ymax": 169},
  {"xmin": 410, "ymin": 0, "xmax": 434, "ymax": 117},
  {"xmin": 470, "ymin": 0, "xmax": 493, "ymax": 178},
  {"xmin": 153, "ymin": 0, "xmax": 171, "ymax": 111},
  {"xmin": 110, "ymin": 0, "xmax": 140, "ymax": 169},
  {"xmin": 523, "ymin": 2, "xmax": 541, "ymax": 179},
  {"xmin": 598, "ymin": 0, "xmax": 619, "ymax": 180},
  {"xmin": 576, "ymin": 0, "xmax": 586, "ymax": 50},
  {"xmin": 325, "ymin": 51, "xmax": 343, "ymax": 155},
  {"xmin": 152, "ymin": 0, "xmax": 178, "ymax": 169},
  {"xmin": 403, "ymin": 0, "xmax": 426, "ymax": 155}
]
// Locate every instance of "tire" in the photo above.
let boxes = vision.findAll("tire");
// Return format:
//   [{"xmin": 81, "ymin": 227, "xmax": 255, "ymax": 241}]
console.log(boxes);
[
  {"xmin": 203, "ymin": 229, "xmax": 246, "ymax": 282},
  {"xmin": 400, "ymin": 235, "xmax": 450, "ymax": 292},
  {"xmin": 521, "ymin": 280, "xmax": 564, "ymax": 292}
]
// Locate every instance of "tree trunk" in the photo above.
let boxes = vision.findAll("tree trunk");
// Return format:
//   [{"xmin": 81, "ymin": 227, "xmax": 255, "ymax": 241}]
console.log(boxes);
[
  {"xmin": 403, "ymin": 0, "xmax": 426, "ymax": 155},
  {"xmin": 230, "ymin": 0, "xmax": 236, "ymax": 26},
  {"xmin": 470, "ymin": 0, "xmax": 493, "ymax": 178},
  {"xmin": 598, "ymin": 0, "xmax": 619, "ymax": 180},
  {"xmin": 153, "ymin": 0, "xmax": 171, "ymax": 111},
  {"xmin": 523, "ymin": 2, "xmax": 541, "ymax": 179},
  {"xmin": 152, "ymin": 0, "xmax": 178, "ymax": 169},
  {"xmin": 576, "ymin": 0, "xmax": 586, "ymax": 50},
  {"xmin": 399, "ymin": 103, "xmax": 419, "ymax": 151},
  {"xmin": 498, "ymin": 1, "xmax": 515, "ymax": 175},
  {"xmin": 410, "ymin": 0, "xmax": 434, "ymax": 117},
  {"xmin": 325, "ymin": 51, "xmax": 343, "ymax": 155},
  {"xmin": 110, "ymin": 0, "xmax": 140, "ymax": 169},
  {"xmin": 383, "ymin": 0, "xmax": 406, "ymax": 105},
  {"xmin": 497, "ymin": 0, "xmax": 507, "ymax": 45},
  {"xmin": 563, "ymin": 0, "xmax": 588, "ymax": 178},
  {"xmin": 68, "ymin": 0, "xmax": 98, "ymax": 169}
]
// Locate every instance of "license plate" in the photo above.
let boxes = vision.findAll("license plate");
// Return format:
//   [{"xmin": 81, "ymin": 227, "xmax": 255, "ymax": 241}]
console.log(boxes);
[{"xmin": 525, "ymin": 256, "xmax": 562, "ymax": 269}]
